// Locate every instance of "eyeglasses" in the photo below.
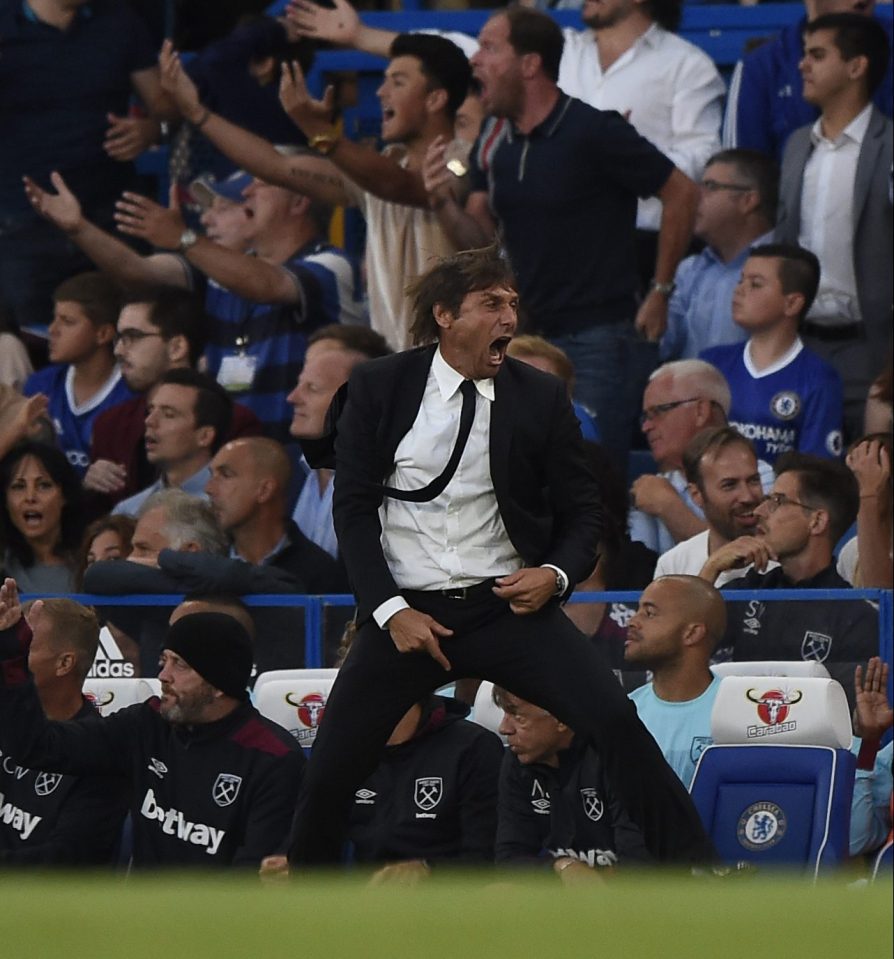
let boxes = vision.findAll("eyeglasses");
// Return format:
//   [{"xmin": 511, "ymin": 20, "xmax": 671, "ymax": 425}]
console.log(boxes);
[
  {"xmin": 114, "ymin": 329, "xmax": 163, "ymax": 347},
  {"xmin": 640, "ymin": 397, "xmax": 702, "ymax": 426},
  {"xmin": 757, "ymin": 492, "xmax": 817, "ymax": 514},
  {"xmin": 700, "ymin": 179, "xmax": 754, "ymax": 193}
]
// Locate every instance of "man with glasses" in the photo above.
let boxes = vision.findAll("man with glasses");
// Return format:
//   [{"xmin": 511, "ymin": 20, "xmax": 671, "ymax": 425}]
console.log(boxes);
[
  {"xmin": 698, "ymin": 452, "xmax": 877, "ymax": 700},
  {"xmin": 661, "ymin": 150, "xmax": 778, "ymax": 362},
  {"xmin": 87, "ymin": 290, "xmax": 260, "ymax": 510},
  {"xmin": 629, "ymin": 359, "xmax": 774, "ymax": 555}
]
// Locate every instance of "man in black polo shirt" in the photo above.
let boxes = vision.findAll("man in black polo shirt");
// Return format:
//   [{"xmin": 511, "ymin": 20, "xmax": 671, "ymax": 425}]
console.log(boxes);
[
  {"xmin": 698, "ymin": 452, "xmax": 878, "ymax": 704},
  {"xmin": 0, "ymin": 0, "xmax": 173, "ymax": 333},
  {"xmin": 424, "ymin": 7, "xmax": 698, "ymax": 458}
]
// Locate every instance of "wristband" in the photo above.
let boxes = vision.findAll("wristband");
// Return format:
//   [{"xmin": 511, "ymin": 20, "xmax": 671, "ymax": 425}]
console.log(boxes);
[{"xmin": 193, "ymin": 108, "xmax": 211, "ymax": 130}]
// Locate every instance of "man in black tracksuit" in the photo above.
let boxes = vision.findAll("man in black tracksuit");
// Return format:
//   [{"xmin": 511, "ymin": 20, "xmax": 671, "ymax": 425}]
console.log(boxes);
[
  {"xmin": 348, "ymin": 694, "xmax": 503, "ymax": 867},
  {"xmin": 0, "ymin": 590, "xmax": 304, "ymax": 868},
  {"xmin": 0, "ymin": 598, "xmax": 127, "ymax": 866},
  {"xmin": 494, "ymin": 688, "xmax": 650, "ymax": 877}
]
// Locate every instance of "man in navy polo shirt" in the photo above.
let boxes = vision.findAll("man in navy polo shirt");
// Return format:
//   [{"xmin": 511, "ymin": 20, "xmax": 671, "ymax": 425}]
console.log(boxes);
[
  {"xmin": 0, "ymin": 0, "xmax": 173, "ymax": 334},
  {"xmin": 423, "ymin": 7, "xmax": 698, "ymax": 459}
]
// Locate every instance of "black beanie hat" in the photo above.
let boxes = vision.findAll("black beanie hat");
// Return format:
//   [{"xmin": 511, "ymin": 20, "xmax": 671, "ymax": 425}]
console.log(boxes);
[{"xmin": 164, "ymin": 612, "xmax": 253, "ymax": 701}]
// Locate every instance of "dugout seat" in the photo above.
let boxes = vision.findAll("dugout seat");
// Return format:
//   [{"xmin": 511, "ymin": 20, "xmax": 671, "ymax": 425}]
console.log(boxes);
[
  {"xmin": 255, "ymin": 674, "xmax": 337, "ymax": 753},
  {"xmin": 689, "ymin": 675, "xmax": 855, "ymax": 877},
  {"xmin": 82, "ymin": 678, "xmax": 161, "ymax": 716},
  {"xmin": 711, "ymin": 661, "xmax": 831, "ymax": 679},
  {"xmin": 253, "ymin": 668, "xmax": 338, "ymax": 698}
]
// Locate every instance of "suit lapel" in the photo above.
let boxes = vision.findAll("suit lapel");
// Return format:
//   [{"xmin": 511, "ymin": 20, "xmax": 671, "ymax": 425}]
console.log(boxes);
[
  {"xmin": 786, "ymin": 129, "xmax": 814, "ymax": 229},
  {"xmin": 383, "ymin": 345, "xmax": 437, "ymax": 454},
  {"xmin": 852, "ymin": 107, "xmax": 883, "ymax": 232},
  {"xmin": 489, "ymin": 366, "xmax": 513, "ymax": 499}
]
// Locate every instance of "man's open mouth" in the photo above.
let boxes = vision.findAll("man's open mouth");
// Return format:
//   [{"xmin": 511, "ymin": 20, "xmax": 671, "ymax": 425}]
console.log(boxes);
[{"xmin": 489, "ymin": 336, "xmax": 512, "ymax": 362}]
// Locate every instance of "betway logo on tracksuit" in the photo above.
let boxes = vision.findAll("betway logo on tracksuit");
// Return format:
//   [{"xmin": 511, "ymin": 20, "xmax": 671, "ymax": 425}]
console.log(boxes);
[
  {"xmin": 140, "ymin": 789, "xmax": 225, "ymax": 855},
  {"xmin": 0, "ymin": 791, "xmax": 41, "ymax": 840}
]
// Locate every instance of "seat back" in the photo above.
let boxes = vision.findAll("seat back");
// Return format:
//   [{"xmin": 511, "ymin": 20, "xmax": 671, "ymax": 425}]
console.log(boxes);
[
  {"xmin": 254, "ymin": 675, "xmax": 337, "ymax": 752},
  {"xmin": 253, "ymin": 668, "xmax": 338, "ymax": 698},
  {"xmin": 82, "ymin": 678, "xmax": 161, "ymax": 715},
  {"xmin": 689, "ymin": 676, "xmax": 855, "ymax": 876},
  {"xmin": 711, "ymin": 661, "xmax": 831, "ymax": 680}
]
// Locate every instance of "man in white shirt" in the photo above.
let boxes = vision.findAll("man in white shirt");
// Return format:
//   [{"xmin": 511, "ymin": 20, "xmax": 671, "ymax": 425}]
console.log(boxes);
[
  {"xmin": 775, "ymin": 12, "xmax": 893, "ymax": 441},
  {"xmin": 625, "ymin": 575, "xmax": 725, "ymax": 788},
  {"xmin": 286, "ymin": 246, "xmax": 714, "ymax": 868},
  {"xmin": 654, "ymin": 426, "xmax": 772, "ymax": 586}
]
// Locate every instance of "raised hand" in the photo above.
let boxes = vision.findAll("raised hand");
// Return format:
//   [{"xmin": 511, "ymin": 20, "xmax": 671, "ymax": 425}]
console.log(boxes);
[
  {"xmin": 279, "ymin": 60, "xmax": 336, "ymax": 132},
  {"xmin": 23, "ymin": 171, "xmax": 83, "ymax": 234},
  {"xmin": 159, "ymin": 38, "xmax": 204, "ymax": 124},
  {"xmin": 854, "ymin": 657, "xmax": 893, "ymax": 740},
  {"xmin": 846, "ymin": 438, "xmax": 890, "ymax": 500},
  {"xmin": 114, "ymin": 185, "xmax": 185, "ymax": 250},
  {"xmin": 285, "ymin": 0, "xmax": 361, "ymax": 46},
  {"xmin": 0, "ymin": 579, "xmax": 22, "ymax": 632}
]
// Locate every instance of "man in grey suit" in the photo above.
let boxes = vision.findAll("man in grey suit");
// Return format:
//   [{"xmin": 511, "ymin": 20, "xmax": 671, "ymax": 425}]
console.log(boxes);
[{"xmin": 776, "ymin": 12, "xmax": 892, "ymax": 441}]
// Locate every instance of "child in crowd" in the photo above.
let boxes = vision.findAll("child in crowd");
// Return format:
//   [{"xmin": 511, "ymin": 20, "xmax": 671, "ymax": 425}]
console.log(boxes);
[
  {"xmin": 701, "ymin": 243, "xmax": 843, "ymax": 464},
  {"xmin": 23, "ymin": 273, "xmax": 134, "ymax": 477}
]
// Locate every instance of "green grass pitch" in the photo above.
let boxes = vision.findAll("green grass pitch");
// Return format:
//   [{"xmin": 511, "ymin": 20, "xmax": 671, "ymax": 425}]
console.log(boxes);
[{"xmin": 1, "ymin": 871, "xmax": 891, "ymax": 959}]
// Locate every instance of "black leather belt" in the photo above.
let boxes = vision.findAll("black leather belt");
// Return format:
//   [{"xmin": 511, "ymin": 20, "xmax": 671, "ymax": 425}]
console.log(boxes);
[
  {"xmin": 405, "ymin": 578, "xmax": 498, "ymax": 602},
  {"xmin": 801, "ymin": 321, "xmax": 863, "ymax": 341}
]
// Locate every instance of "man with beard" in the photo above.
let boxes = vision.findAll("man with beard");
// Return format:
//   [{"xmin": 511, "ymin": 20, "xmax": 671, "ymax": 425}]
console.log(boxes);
[
  {"xmin": 422, "ymin": 8, "xmax": 698, "ymax": 459},
  {"xmin": 654, "ymin": 426, "xmax": 777, "ymax": 584},
  {"xmin": 0, "ymin": 585, "xmax": 304, "ymax": 868},
  {"xmin": 624, "ymin": 576, "xmax": 726, "ymax": 788}
]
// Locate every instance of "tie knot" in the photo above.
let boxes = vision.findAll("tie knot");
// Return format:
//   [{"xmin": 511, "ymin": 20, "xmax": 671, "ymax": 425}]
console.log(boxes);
[{"xmin": 460, "ymin": 379, "xmax": 477, "ymax": 399}]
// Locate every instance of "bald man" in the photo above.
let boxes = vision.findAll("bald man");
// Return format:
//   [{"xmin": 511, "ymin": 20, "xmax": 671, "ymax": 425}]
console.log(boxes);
[
  {"xmin": 206, "ymin": 436, "xmax": 346, "ymax": 595},
  {"xmin": 624, "ymin": 575, "xmax": 725, "ymax": 786}
]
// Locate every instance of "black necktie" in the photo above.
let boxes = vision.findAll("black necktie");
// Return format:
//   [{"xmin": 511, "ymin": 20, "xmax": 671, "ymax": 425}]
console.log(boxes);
[{"xmin": 384, "ymin": 379, "xmax": 477, "ymax": 503}]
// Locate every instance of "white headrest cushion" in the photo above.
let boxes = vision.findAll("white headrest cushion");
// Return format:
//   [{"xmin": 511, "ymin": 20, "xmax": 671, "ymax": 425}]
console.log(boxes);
[
  {"xmin": 711, "ymin": 675, "xmax": 851, "ymax": 748},
  {"xmin": 711, "ymin": 661, "xmax": 831, "ymax": 679},
  {"xmin": 255, "ymin": 678, "xmax": 335, "ymax": 748}
]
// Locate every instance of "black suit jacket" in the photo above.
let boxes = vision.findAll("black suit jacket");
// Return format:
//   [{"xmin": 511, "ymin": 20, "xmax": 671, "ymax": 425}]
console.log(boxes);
[{"xmin": 333, "ymin": 346, "xmax": 603, "ymax": 622}]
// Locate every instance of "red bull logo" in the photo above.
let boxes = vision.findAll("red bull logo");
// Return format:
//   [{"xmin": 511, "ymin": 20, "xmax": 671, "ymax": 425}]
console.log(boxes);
[
  {"xmin": 285, "ymin": 691, "xmax": 327, "ymax": 747},
  {"xmin": 745, "ymin": 688, "xmax": 802, "ymax": 738}
]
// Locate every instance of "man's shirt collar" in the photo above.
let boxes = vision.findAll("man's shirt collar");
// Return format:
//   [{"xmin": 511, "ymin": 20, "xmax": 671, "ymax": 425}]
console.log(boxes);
[{"xmin": 433, "ymin": 346, "xmax": 495, "ymax": 402}]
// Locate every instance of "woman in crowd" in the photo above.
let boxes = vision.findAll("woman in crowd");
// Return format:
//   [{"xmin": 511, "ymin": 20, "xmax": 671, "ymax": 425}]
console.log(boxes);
[{"xmin": 0, "ymin": 440, "xmax": 85, "ymax": 593}]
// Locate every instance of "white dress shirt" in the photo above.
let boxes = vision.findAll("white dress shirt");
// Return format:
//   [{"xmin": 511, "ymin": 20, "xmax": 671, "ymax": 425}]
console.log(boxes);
[
  {"xmin": 557, "ymin": 25, "xmax": 725, "ymax": 230},
  {"xmin": 799, "ymin": 104, "xmax": 872, "ymax": 325},
  {"xmin": 373, "ymin": 349, "xmax": 523, "ymax": 627}
]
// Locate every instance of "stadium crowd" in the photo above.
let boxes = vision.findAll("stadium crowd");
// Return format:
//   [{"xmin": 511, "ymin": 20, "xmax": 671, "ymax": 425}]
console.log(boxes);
[{"xmin": 0, "ymin": 0, "xmax": 891, "ymax": 878}]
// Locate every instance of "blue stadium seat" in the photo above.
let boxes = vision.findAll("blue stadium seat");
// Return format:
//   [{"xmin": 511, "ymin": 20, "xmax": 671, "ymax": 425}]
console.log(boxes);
[{"xmin": 690, "ymin": 675, "xmax": 856, "ymax": 877}]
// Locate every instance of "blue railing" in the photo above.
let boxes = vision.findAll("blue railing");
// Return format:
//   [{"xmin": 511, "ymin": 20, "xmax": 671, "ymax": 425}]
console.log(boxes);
[{"xmin": 35, "ymin": 588, "xmax": 893, "ymax": 704}]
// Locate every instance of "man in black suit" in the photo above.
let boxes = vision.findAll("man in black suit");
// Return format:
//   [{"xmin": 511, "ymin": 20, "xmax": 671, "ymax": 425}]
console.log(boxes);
[{"xmin": 287, "ymin": 247, "xmax": 713, "ymax": 867}]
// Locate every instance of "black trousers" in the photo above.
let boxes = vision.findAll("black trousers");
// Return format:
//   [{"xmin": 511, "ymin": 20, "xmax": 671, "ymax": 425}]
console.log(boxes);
[{"xmin": 287, "ymin": 589, "xmax": 714, "ymax": 865}]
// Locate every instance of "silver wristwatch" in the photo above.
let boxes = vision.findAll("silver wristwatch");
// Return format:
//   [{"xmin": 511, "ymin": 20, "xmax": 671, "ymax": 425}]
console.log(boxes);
[
  {"xmin": 178, "ymin": 228, "xmax": 199, "ymax": 253},
  {"xmin": 553, "ymin": 568, "xmax": 568, "ymax": 596}
]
